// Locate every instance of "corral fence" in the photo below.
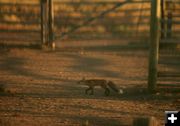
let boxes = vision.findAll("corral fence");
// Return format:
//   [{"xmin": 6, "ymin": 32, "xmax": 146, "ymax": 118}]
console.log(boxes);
[
  {"xmin": 0, "ymin": 0, "xmax": 41, "ymax": 45},
  {"xmin": 53, "ymin": 0, "xmax": 150, "ymax": 40},
  {"xmin": 0, "ymin": 0, "xmax": 179, "ymax": 92},
  {"xmin": 157, "ymin": 0, "xmax": 180, "ymax": 91},
  {"xmin": 148, "ymin": 0, "xmax": 180, "ymax": 92},
  {"xmin": 0, "ymin": 0, "xmax": 151, "ymax": 46}
]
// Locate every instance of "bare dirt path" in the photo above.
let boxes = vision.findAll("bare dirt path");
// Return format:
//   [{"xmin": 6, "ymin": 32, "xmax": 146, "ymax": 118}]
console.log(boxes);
[{"xmin": 0, "ymin": 39, "xmax": 179, "ymax": 126}]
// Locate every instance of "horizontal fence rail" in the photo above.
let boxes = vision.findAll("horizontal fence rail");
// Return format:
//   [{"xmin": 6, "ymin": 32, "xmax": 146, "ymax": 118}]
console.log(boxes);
[
  {"xmin": 0, "ymin": 1, "xmax": 41, "ymax": 44},
  {"xmin": 158, "ymin": 0, "xmax": 180, "ymax": 89},
  {"xmin": 0, "ymin": 0, "xmax": 152, "ymax": 43},
  {"xmin": 53, "ymin": 0, "xmax": 151, "ymax": 40}
]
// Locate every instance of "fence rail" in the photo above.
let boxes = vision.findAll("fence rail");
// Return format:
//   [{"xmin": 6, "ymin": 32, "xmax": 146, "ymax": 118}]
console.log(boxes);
[
  {"xmin": 0, "ymin": 3, "xmax": 39, "ymax": 7},
  {"xmin": 157, "ymin": 0, "xmax": 180, "ymax": 90},
  {"xmin": 0, "ymin": 0, "xmax": 152, "ymax": 43},
  {"xmin": 54, "ymin": 0, "xmax": 151, "ymax": 4},
  {"xmin": 0, "ymin": 1, "xmax": 41, "ymax": 44},
  {"xmin": 53, "ymin": 0, "xmax": 151, "ymax": 40}
]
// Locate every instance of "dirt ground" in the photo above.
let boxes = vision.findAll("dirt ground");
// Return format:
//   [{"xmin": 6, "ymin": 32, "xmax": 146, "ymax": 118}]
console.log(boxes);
[{"xmin": 0, "ymin": 39, "xmax": 179, "ymax": 126}]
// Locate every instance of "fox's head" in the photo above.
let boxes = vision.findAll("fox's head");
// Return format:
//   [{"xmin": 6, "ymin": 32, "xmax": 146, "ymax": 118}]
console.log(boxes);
[{"xmin": 77, "ymin": 77, "xmax": 85, "ymax": 84}]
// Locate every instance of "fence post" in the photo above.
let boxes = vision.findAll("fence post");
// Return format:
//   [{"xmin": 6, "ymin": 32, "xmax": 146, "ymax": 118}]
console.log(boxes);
[
  {"xmin": 41, "ymin": 0, "xmax": 48, "ymax": 46},
  {"xmin": 166, "ymin": 1, "xmax": 173, "ymax": 38},
  {"xmin": 148, "ymin": 0, "xmax": 161, "ymax": 93},
  {"xmin": 48, "ymin": 0, "xmax": 55, "ymax": 50},
  {"xmin": 161, "ymin": 0, "xmax": 166, "ymax": 38}
]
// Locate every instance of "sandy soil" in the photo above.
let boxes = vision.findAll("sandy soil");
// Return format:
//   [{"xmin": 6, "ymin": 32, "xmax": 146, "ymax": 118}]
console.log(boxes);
[{"xmin": 0, "ymin": 39, "xmax": 179, "ymax": 126}]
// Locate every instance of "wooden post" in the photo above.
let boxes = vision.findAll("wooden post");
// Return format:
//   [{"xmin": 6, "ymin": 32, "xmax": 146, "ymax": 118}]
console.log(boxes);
[
  {"xmin": 41, "ymin": 0, "xmax": 55, "ymax": 49},
  {"xmin": 41, "ymin": 0, "xmax": 45, "ymax": 45},
  {"xmin": 48, "ymin": 0, "xmax": 55, "ymax": 50},
  {"xmin": 41, "ymin": 0, "xmax": 48, "ymax": 46},
  {"xmin": 166, "ymin": 1, "xmax": 173, "ymax": 38},
  {"xmin": 160, "ymin": 0, "xmax": 166, "ymax": 38},
  {"xmin": 148, "ymin": 0, "xmax": 161, "ymax": 93},
  {"xmin": 46, "ymin": 0, "xmax": 49, "ymax": 44}
]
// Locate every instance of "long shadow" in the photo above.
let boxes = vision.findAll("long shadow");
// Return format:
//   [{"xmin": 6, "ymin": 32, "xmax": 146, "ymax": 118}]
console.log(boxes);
[
  {"xmin": 0, "ymin": 56, "xmax": 71, "ymax": 83},
  {"xmin": 0, "ymin": 93, "xmax": 178, "ymax": 125},
  {"xmin": 0, "ymin": 43, "xmax": 41, "ymax": 50},
  {"xmin": 6, "ymin": 83, "xmax": 179, "ymax": 103},
  {"xmin": 61, "ymin": 53, "xmax": 121, "ymax": 78},
  {"xmin": 57, "ymin": 43, "xmax": 148, "ymax": 53},
  {"xmin": 0, "ymin": 109, "xmax": 127, "ymax": 126},
  {"xmin": 57, "ymin": 52, "xmax": 147, "ymax": 81}
]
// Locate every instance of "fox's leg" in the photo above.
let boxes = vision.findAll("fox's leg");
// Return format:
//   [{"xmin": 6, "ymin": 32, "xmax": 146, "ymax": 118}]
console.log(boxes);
[
  {"xmin": 104, "ymin": 88, "xmax": 110, "ymax": 96},
  {"xmin": 89, "ymin": 87, "xmax": 94, "ymax": 95},
  {"xmin": 85, "ymin": 87, "xmax": 94, "ymax": 95},
  {"xmin": 85, "ymin": 87, "xmax": 91, "ymax": 94}
]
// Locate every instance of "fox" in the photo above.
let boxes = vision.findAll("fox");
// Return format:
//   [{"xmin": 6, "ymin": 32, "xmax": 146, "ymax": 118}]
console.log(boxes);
[{"xmin": 77, "ymin": 78, "xmax": 123, "ymax": 96}]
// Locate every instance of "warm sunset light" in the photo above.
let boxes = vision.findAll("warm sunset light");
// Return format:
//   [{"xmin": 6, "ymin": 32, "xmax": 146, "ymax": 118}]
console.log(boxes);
[{"xmin": 0, "ymin": 0, "xmax": 179, "ymax": 126}]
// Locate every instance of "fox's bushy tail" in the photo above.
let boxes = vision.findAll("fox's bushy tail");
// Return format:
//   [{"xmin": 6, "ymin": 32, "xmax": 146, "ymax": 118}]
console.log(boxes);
[{"xmin": 107, "ymin": 81, "xmax": 123, "ymax": 94}]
